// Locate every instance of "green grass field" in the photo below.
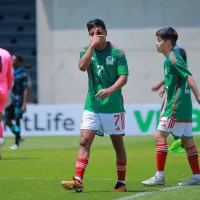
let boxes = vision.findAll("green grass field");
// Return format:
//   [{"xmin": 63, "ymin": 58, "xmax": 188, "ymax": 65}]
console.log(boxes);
[{"xmin": 0, "ymin": 135, "xmax": 200, "ymax": 200}]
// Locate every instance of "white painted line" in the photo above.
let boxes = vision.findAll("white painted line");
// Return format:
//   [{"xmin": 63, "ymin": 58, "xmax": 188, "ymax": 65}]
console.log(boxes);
[
  {"xmin": 116, "ymin": 186, "xmax": 182, "ymax": 200},
  {"xmin": 0, "ymin": 178, "xmax": 113, "ymax": 181},
  {"xmin": 0, "ymin": 178, "xmax": 188, "ymax": 181}
]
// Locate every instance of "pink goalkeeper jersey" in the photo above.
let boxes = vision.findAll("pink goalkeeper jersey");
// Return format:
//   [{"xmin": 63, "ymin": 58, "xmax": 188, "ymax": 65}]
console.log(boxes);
[{"xmin": 0, "ymin": 48, "xmax": 13, "ymax": 91}]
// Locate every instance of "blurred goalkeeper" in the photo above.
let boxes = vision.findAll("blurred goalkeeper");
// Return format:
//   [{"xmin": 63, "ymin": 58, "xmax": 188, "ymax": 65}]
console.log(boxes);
[{"xmin": 0, "ymin": 48, "xmax": 13, "ymax": 159}]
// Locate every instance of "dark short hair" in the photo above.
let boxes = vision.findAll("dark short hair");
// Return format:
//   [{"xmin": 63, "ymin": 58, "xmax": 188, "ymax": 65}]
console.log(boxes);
[
  {"xmin": 156, "ymin": 27, "xmax": 178, "ymax": 46},
  {"xmin": 14, "ymin": 54, "xmax": 24, "ymax": 63},
  {"xmin": 86, "ymin": 19, "xmax": 106, "ymax": 32}
]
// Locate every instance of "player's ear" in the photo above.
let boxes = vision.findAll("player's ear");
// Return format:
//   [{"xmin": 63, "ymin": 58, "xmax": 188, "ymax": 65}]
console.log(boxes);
[{"xmin": 166, "ymin": 40, "xmax": 171, "ymax": 46}]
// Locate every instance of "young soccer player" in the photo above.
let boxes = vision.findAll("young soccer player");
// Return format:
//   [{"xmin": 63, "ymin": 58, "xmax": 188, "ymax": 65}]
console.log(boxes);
[
  {"xmin": 142, "ymin": 27, "xmax": 200, "ymax": 186},
  {"xmin": 0, "ymin": 48, "xmax": 13, "ymax": 158},
  {"xmin": 152, "ymin": 46, "xmax": 188, "ymax": 153},
  {"xmin": 4, "ymin": 54, "xmax": 28, "ymax": 150},
  {"xmin": 61, "ymin": 19, "xmax": 128, "ymax": 192}
]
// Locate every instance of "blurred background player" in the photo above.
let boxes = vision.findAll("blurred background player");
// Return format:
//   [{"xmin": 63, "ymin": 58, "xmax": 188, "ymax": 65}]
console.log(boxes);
[
  {"xmin": 142, "ymin": 27, "xmax": 200, "ymax": 186},
  {"xmin": 4, "ymin": 54, "xmax": 28, "ymax": 150},
  {"xmin": 0, "ymin": 48, "xmax": 13, "ymax": 158},
  {"xmin": 61, "ymin": 19, "xmax": 128, "ymax": 192},
  {"xmin": 152, "ymin": 45, "xmax": 188, "ymax": 153}
]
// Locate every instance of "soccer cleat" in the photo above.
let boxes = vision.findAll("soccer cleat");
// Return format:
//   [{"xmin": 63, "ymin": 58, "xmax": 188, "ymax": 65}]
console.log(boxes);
[
  {"xmin": 10, "ymin": 144, "xmax": 18, "ymax": 150},
  {"xmin": 142, "ymin": 175, "xmax": 165, "ymax": 186},
  {"xmin": 168, "ymin": 139, "xmax": 181, "ymax": 151},
  {"xmin": 169, "ymin": 146, "xmax": 186, "ymax": 153},
  {"xmin": 61, "ymin": 177, "xmax": 84, "ymax": 192},
  {"xmin": 112, "ymin": 182, "xmax": 127, "ymax": 192},
  {"xmin": 178, "ymin": 176, "xmax": 200, "ymax": 186}
]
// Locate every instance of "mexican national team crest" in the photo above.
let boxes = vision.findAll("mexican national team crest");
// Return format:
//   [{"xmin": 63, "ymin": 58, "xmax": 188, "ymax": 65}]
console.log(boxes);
[{"xmin": 106, "ymin": 56, "xmax": 113, "ymax": 65}]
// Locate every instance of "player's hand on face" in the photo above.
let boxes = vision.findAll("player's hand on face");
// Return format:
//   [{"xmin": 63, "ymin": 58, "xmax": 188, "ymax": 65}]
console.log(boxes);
[
  {"xmin": 21, "ymin": 105, "xmax": 26, "ymax": 113},
  {"xmin": 95, "ymin": 89, "xmax": 112, "ymax": 100},
  {"xmin": 90, "ymin": 28, "xmax": 105, "ymax": 48}
]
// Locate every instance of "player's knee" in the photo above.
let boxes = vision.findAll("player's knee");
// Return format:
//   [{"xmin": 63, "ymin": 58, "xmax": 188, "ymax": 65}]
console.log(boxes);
[
  {"xmin": 154, "ymin": 134, "xmax": 166, "ymax": 144},
  {"xmin": 181, "ymin": 137, "xmax": 194, "ymax": 149},
  {"xmin": 79, "ymin": 137, "xmax": 91, "ymax": 149}
]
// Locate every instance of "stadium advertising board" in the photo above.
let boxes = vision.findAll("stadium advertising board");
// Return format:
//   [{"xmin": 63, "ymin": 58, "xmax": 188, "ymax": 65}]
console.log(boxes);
[{"xmin": 3, "ymin": 104, "xmax": 200, "ymax": 136}]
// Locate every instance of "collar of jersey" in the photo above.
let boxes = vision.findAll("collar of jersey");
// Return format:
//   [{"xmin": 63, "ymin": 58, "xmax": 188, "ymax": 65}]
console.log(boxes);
[
  {"xmin": 174, "ymin": 45, "xmax": 180, "ymax": 50},
  {"xmin": 94, "ymin": 41, "xmax": 111, "ymax": 52}
]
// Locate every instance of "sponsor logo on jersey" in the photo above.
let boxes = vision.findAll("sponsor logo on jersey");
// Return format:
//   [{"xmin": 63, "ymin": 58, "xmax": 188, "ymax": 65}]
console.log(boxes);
[{"xmin": 106, "ymin": 56, "xmax": 113, "ymax": 65}]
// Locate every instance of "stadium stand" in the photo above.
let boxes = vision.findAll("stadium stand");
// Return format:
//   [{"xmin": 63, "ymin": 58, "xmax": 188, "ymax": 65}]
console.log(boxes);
[{"xmin": 0, "ymin": 0, "xmax": 37, "ymax": 103}]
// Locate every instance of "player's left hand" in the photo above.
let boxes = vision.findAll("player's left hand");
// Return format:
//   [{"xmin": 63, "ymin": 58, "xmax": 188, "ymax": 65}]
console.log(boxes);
[
  {"xmin": 152, "ymin": 84, "xmax": 161, "ymax": 91},
  {"xmin": 21, "ymin": 105, "xmax": 26, "ymax": 113},
  {"xmin": 158, "ymin": 86, "xmax": 166, "ymax": 98},
  {"xmin": 95, "ymin": 89, "xmax": 112, "ymax": 100}
]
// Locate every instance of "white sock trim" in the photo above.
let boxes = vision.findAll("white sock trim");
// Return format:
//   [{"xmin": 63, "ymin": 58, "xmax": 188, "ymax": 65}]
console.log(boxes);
[
  {"xmin": 156, "ymin": 171, "xmax": 164, "ymax": 177},
  {"xmin": 74, "ymin": 176, "xmax": 82, "ymax": 183},
  {"xmin": 118, "ymin": 180, "xmax": 126, "ymax": 184},
  {"xmin": 193, "ymin": 174, "xmax": 200, "ymax": 180}
]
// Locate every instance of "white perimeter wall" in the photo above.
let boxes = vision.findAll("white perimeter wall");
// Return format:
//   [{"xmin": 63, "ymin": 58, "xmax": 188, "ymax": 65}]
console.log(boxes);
[{"xmin": 37, "ymin": 0, "xmax": 200, "ymax": 104}]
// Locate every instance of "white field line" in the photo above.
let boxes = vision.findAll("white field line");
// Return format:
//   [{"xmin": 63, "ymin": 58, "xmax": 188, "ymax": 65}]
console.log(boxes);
[
  {"xmin": 116, "ymin": 186, "xmax": 182, "ymax": 200},
  {"xmin": 0, "ymin": 178, "xmax": 188, "ymax": 181}
]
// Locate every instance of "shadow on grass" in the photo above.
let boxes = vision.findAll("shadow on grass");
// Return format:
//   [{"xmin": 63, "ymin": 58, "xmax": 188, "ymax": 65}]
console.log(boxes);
[{"xmin": 77, "ymin": 189, "xmax": 159, "ymax": 193}]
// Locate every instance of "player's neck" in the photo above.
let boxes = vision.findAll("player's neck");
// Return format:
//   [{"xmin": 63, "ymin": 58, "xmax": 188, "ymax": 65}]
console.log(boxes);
[
  {"xmin": 163, "ymin": 48, "xmax": 174, "ymax": 57},
  {"xmin": 95, "ymin": 42, "xmax": 107, "ymax": 51}
]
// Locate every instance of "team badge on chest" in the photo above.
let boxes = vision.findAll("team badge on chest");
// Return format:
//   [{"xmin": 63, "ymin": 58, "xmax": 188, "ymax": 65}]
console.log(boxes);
[{"xmin": 106, "ymin": 56, "xmax": 114, "ymax": 65}]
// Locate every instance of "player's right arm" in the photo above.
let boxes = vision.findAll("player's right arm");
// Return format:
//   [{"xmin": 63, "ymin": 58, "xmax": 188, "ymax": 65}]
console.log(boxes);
[
  {"xmin": 78, "ymin": 46, "xmax": 94, "ymax": 72},
  {"xmin": 186, "ymin": 76, "xmax": 200, "ymax": 104},
  {"xmin": 78, "ymin": 28, "xmax": 104, "ymax": 71}
]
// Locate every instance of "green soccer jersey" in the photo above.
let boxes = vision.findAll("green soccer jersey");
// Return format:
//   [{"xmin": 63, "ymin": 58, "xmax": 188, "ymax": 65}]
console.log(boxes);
[
  {"xmin": 80, "ymin": 42, "xmax": 129, "ymax": 113},
  {"xmin": 163, "ymin": 51, "xmax": 192, "ymax": 121}
]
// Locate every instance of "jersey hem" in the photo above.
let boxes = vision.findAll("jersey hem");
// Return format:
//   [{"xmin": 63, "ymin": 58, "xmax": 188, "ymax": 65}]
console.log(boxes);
[{"xmin": 84, "ymin": 108, "xmax": 125, "ymax": 114}]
